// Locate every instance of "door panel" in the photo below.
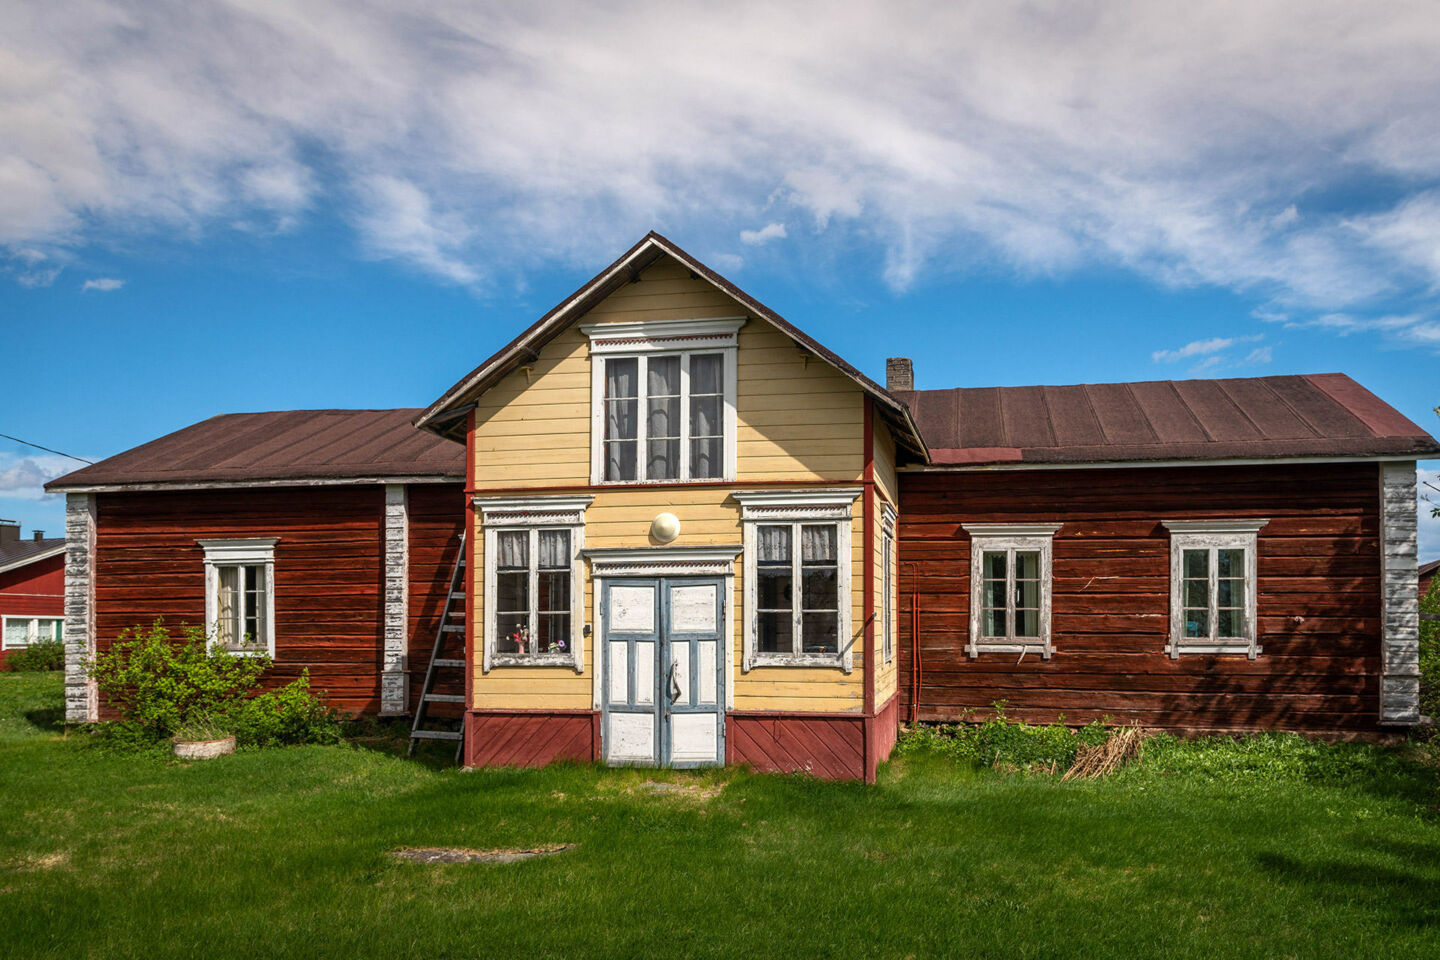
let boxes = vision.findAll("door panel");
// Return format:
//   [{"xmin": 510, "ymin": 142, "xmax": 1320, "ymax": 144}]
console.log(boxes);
[{"xmin": 602, "ymin": 577, "xmax": 725, "ymax": 769}]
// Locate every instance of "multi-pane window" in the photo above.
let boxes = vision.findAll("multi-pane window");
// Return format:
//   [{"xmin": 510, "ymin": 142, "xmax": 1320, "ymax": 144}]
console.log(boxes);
[
  {"xmin": 215, "ymin": 564, "xmax": 269, "ymax": 652},
  {"xmin": 199, "ymin": 539, "xmax": 277, "ymax": 656},
  {"xmin": 755, "ymin": 522, "xmax": 842, "ymax": 657},
  {"xmin": 963, "ymin": 524, "xmax": 1059, "ymax": 659},
  {"xmin": 602, "ymin": 352, "xmax": 726, "ymax": 482},
  {"xmin": 494, "ymin": 528, "xmax": 573, "ymax": 658},
  {"xmin": 881, "ymin": 522, "xmax": 894, "ymax": 663},
  {"xmin": 2, "ymin": 616, "xmax": 62, "ymax": 649},
  {"xmin": 1164, "ymin": 520, "xmax": 1265, "ymax": 658}
]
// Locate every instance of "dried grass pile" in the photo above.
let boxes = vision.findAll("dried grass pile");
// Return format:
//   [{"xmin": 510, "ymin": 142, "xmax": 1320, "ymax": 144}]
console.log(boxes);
[{"xmin": 1062, "ymin": 724, "xmax": 1149, "ymax": 781}]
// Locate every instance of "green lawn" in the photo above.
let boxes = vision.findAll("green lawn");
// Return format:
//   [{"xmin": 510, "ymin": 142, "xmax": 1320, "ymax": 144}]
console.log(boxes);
[{"xmin": 2, "ymin": 672, "xmax": 1438, "ymax": 959}]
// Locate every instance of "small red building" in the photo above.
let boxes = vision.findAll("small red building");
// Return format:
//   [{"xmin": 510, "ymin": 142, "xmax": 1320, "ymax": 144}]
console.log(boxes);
[{"xmin": 0, "ymin": 521, "xmax": 65, "ymax": 666}]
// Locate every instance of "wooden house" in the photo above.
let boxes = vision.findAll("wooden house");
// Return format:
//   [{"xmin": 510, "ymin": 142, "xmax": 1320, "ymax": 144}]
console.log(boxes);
[
  {"xmin": 48, "ymin": 233, "xmax": 1439, "ymax": 779},
  {"xmin": 0, "ymin": 522, "xmax": 64, "ymax": 666}
]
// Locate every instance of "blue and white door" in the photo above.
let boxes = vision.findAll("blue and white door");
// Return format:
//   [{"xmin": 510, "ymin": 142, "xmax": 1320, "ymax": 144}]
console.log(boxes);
[{"xmin": 601, "ymin": 578, "xmax": 725, "ymax": 767}]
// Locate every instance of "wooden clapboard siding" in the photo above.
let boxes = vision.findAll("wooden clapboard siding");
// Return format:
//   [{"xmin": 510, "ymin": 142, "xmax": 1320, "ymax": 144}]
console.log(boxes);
[
  {"xmin": 727, "ymin": 712, "xmax": 866, "ymax": 779},
  {"xmin": 470, "ymin": 487, "xmax": 867, "ymax": 713},
  {"xmin": 405, "ymin": 484, "xmax": 465, "ymax": 708},
  {"xmin": 92, "ymin": 487, "xmax": 388, "ymax": 714},
  {"xmin": 872, "ymin": 421, "xmax": 898, "ymax": 508},
  {"xmin": 897, "ymin": 462, "xmax": 1385, "ymax": 733},
  {"xmin": 466, "ymin": 711, "xmax": 597, "ymax": 767}
]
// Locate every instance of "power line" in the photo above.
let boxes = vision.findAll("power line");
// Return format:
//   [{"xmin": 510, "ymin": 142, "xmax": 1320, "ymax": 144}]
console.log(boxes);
[{"xmin": 0, "ymin": 432, "xmax": 94, "ymax": 464}]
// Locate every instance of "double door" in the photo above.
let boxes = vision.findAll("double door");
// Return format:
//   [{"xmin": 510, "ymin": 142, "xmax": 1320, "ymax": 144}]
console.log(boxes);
[{"xmin": 601, "ymin": 577, "xmax": 725, "ymax": 767}]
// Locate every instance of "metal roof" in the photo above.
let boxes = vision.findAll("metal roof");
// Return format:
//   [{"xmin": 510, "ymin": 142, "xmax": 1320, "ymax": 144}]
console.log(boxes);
[
  {"xmin": 895, "ymin": 373, "xmax": 1440, "ymax": 466},
  {"xmin": 0, "ymin": 538, "xmax": 65, "ymax": 574},
  {"xmin": 45, "ymin": 409, "xmax": 465, "ymax": 492}
]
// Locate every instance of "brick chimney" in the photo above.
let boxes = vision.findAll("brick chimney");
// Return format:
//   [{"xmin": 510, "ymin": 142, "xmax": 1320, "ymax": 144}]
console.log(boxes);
[
  {"xmin": 33, "ymin": 530, "xmax": 45, "ymax": 541},
  {"xmin": 885, "ymin": 357, "xmax": 914, "ymax": 392},
  {"xmin": 0, "ymin": 520, "xmax": 18, "ymax": 549}
]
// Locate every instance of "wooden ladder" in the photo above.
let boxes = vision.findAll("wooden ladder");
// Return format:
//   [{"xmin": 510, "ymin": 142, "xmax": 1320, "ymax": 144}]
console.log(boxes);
[{"xmin": 408, "ymin": 532, "xmax": 468, "ymax": 763}]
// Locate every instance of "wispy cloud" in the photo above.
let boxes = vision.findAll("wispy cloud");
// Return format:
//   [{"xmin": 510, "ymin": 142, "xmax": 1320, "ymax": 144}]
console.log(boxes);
[
  {"xmin": 3, "ymin": 2, "xmax": 1440, "ymax": 303},
  {"xmin": 0, "ymin": 454, "xmax": 75, "ymax": 501},
  {"xmin": 81, "ymin": 277, "xmax": 124, "ymax": 292},
  {"xmin": 740, "ymin": 223, "xmax": 787, "ymax": 246},
  {"xmin": 1152, "ymin": 334, "xmax": 1263, "ymax": 364}
]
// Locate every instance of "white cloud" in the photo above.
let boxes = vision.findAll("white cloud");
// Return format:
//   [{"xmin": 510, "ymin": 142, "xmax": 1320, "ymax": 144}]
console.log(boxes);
[
  {"xmin": 81, "ymin": 277, "xmax": 124, "ymax": 292},
  {"xmin": 711, "ymin": 252, "xmax": 743, "ymax": 272},
  {"xmin": 740, "ymin": 222, "xmax": 787, "ymax": 246},
  {"xmin": 1152, "ymin": 334, "xmax": 1262, "ymax": 363},
  {"xmin": 0, "ymin": 454, "xmax": 75, "ymax": 501},
  {"xmin": 3, "ymin": 2, "xmax": 1440, "ymax": 303},
  {"xmin": 1242, "ymin": 345, "xmax": 1273, "ymax": 365}
]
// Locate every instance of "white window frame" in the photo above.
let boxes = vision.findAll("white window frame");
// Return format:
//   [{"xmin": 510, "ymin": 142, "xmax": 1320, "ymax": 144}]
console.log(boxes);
[
  {"xmin": 1, "ymin": 615, "xmax": 63, "ymax": 649},
  {"xmin": 198, "ymin": 538, "xmax": 278, "ymax": 657},
  {"xmin": 475, "ymin": 496, "xmax": 592, "ymax": 673},
  {"xmin": 1163, "ymin": 519, "xmax": 1267, "ymax": 659},
  {"xmin": 882, "ymin": 504, "xmax": 896, "ymax": 665},
  {"xmin": 962, "ymin": 523, "xmax": 1061, "ymax": 659},
  {"xmin": 736, "ymin": 489, "xmax": 860, "ymax": 672},
  {"xmin": 582, "ymin": 318, "xmax": 744, "ymax": 485}
]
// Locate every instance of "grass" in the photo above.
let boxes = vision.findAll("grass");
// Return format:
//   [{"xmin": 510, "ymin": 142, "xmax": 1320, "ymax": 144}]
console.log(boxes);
[{"xmin": 2, "ymin": 673, "xmax": 1439, "ymax": 959}]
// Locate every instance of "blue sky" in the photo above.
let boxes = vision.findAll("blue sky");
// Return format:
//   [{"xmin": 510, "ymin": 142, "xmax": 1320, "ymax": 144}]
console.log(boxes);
[{"xmin": 2, "ymin": 2, "xmax": 1438, "ymax": 555}]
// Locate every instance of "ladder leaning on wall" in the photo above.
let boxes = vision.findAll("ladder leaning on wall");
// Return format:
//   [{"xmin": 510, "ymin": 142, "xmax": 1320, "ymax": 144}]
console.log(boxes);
[{"xmin": 409, "ymin": 532, "xmax": 467, "ymax": 764}]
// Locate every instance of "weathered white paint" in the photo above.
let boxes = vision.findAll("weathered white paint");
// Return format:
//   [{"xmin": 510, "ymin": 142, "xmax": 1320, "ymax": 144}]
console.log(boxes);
[
  {"xmin": 962, "ymin": 523, "xmax": 1062, "ymax": 659},
  {"xmin": 606, "ymin": 712, "xmax": 655, "ymax": 764},
  {"xmin": 671, "ymin": 584, "xmax": 717, "ymax": 632},
  {"xmin": 608, "ymin": 641, "xmax": 629, "ymax": 703},
  {"xmin": 669, "ymin": 713, "xmax": 719, "ymax": 764},
  {"xmin": 381, "ymin": 484, "xmax": 409, "ymax": 715},
  {"xmin": 698, "ymin": 640, "xmax": 718, "ymax": 704},
  {"xmin": 611, "ymin": 586, "xmax": 657, "ymax": 632},
  {"xmin": 1379, "ymin": 461, "xmax": 1422, "ymax": 724},
  {"xmin": 63, "ymin": 493, "xmax": 97, "ymax": 723},
  {"xmin": 635, "ymin": 640, "xmax": 655, "ymax": 705},
  {"xmin": 671, "ymin": 641, "xmax": 690, "ymax": 701},
  {"xmin": 1161, "ymin": 520, "xmax": 1267, "ymax": 659}
]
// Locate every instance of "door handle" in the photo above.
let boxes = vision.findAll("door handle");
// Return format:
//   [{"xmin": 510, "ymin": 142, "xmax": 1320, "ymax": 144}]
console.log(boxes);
[{"xmin": 667, "ymin": 660, "xmax": 682, "ymax": 704}]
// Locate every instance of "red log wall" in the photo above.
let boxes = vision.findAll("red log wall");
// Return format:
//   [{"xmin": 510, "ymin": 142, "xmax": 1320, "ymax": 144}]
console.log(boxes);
[
  {"xmin": 405, "ymin": 484, "xmax": 466, "ymax": 709},
  {"xmin": 0, "ymin": 552, "xmax": 64, "ymax": 666},
  {"xmin": 897, "ymin": 462, "xmax": 1384, "ymax": 734},
  {"xmin": 92, "ymin": 484, "xmax": 463, "ymax": 715}
]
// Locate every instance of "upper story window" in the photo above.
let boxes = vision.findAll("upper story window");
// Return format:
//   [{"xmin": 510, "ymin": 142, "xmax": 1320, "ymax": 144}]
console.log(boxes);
[
  {"xmin": 1162, "ymin": 520, "xmax": 1267, "ymax": 659},
  {"xmin": 475, "ymin": 495, "xmax": 593, "ymax": 673},
  {"xmin": 961, "ymin": 524, "xmax": 1061, "ymax": 659},
  {"xmin": 735, "ymin": 489, "xmax": 860, "ymax": 672},
  {"xmin": 198, "ymin": 538, "xmax": 278, "ymax": 656},
  {"xmin": 582, "ymin": 318, "xmax": 744, "ymax": 485}
]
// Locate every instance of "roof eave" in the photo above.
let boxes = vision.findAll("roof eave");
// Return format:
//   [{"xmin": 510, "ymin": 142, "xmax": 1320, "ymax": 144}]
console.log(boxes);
[{"xmin": 0, "ymin": 544, "xmax": 65, "ymax": 575}]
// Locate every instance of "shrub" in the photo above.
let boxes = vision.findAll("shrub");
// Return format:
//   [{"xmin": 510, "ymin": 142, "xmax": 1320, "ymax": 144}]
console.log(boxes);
[
  {"xmin": 87, "ymin": 619, "xmax": 340, "ymax": 749},
  {"xmin": 895, "ymin": 706, "xmax": 1111, "ymax": 772},
  {"xmin": 6, "ymin": 638, "xmax": 64, "ymax": 672},
  {"xmin": 1420, "ymin": 578, "xmax": 1439, "ymax": 722}
]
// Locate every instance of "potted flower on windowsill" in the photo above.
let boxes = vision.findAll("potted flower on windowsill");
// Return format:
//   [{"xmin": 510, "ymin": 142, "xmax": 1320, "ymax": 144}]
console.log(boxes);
[{"xmin": 171, "ymin": 713, "xmax": 237, "ymax": 760}]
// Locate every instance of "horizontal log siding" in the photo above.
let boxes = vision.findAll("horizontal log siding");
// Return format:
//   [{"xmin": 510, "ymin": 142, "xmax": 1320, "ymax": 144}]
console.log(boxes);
[
  {"xmin": 405, "ymin": 484, "xmax": 465, "ymax": 709},
  {"xmin": 92, "ymin": 488, "xmax": 388, "ymax": 714},
  {"xmin": 897, "ymin": 463, "xmax": 1384, "ymax": 733}
]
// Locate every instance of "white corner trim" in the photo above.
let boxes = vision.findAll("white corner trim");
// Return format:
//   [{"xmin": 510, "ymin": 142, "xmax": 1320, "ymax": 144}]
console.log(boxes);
[
  {"xmin": 472, "ymin": 495, "xmax": 594, "ymax": 527},
  {"xmin": 1164, "ymin": 522, "xmax": 1264, "ymax": 659},
  {"xmin": 381, "ymin": 484, "xmax": 409, "ymax": 716},
  {"xmin": 1161, "ymin": 519, "xmax": 1270, "ymax": 535},
  {"xmin": 63, "ymin": 493, "xmax": 97, "ymax": 723},
  {"xmin": 196, "ymin": 538, "xmax": 281, "ymax": 562},
  {"xmin": 965, "ymin": 526, "xmax": 1057, "ymax": 659},
  {"xmin": 962, "ymin": 522, "xmax": 1064, "ymax": 537},
  {"xmin": 1379, "ymin": 461, "xmax": 1421, "ymax": 724}
]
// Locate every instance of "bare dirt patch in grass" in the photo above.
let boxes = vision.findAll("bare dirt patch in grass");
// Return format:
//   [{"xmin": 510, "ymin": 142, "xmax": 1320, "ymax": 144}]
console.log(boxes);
[
  {"xmin": 390, "ymin": 844, "xmax": 575, "ymax": 864},
  {"xmin": 6, "ymin": 851, "xmax": 70, "ymax": 872}
]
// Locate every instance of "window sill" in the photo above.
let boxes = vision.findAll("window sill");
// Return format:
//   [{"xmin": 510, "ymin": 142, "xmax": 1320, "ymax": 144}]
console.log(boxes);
[
  {"xmin": 966, "ymin": 641, "xmax": 1052, "ymax": 660},
  {"xmin": 1167, "ymin": 641, "xmax": 1260, "ymax": 659},
  {"xmin": 745, "ymin": 653, "xmax": 851, "ymax": 672},
  {"xmin": 488, "ymin": 653, "xmax": 580, "ymax": 670},
  {"xmin": 222, "ymin": 646, "xmax": 271, "ymax": 658}
]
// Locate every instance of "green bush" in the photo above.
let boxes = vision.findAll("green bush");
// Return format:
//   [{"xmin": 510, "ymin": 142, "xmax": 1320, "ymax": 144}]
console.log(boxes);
[
  {"xmin": 5, "ymin": 638, "xmax": 64, "ymax": 672},
  {"xmin": 895, "ymin": 706, "xmax": 1111, "ymax": 771},
  {"xmin": 87, "ymin": 619, "xmax": 339, "ymax": 749},
  {"xmin": 1420, "ymin": 578, "xmax": 1439, "ymax": 722}
]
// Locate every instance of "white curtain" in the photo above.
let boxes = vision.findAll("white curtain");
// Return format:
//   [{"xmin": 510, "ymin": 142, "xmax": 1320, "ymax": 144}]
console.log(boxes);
[
  {"xmin": 496, "ymin": 530, "xmax": 528, "ymax": 569},
  {"xmin": 801, "ymin": 525, "xmax": 836, "ymax": 563},
  {"xmin": 757, "ymin": 525, "xmax": 791, "ymax": 563},
  {"xmin": 538, "ymin": 529, "xmax": 569, "ymax": 569},
  {"xmin": 605, "ymin": 358, "xmax": 638, "ymax": 440}
]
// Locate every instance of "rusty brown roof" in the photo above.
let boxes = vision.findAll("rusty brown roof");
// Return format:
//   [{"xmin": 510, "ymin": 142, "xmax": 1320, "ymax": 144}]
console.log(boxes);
[
  {"xmin": 896, "ymin": 373, "xmax": 1440, "ymax": 466},
  {"xmin": 45, "ymin": 409, "xmax": 465, "ymax": 491}
]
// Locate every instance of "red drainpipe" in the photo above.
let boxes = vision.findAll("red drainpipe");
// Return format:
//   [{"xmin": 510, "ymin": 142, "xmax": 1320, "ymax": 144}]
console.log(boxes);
[{"xmin": 903, "ymin": 561, "xmax": 921, "ymax": 723}]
